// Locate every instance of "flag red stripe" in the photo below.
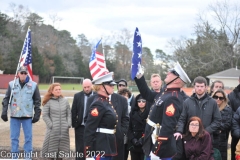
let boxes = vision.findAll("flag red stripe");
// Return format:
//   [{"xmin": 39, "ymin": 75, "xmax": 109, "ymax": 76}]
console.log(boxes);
[
  {"xmin": 89, "ymin": 61, "xmax": 97, "ymax": 70},
  {"xmin": 96, "ymin": 57, "xmax": 104, "ymax": 63},
  {"xmin": 26, "ymin": 65, "xmax": 33, "ymax": 80},
  {"xmin": 92, "ymin": 68, "xmax": 101, "ymax": 78}
]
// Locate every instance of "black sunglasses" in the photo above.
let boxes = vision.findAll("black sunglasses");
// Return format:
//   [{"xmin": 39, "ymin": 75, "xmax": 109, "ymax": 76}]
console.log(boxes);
[
  {"xmin": 20, "ymin": 72, "xmax": 27, "ymax": 75},
  {"xmin": 170, "ymin": 69, "xmax": 179, "ymax": 77},
  {"xmin": 213, "ymin": 95, "xmax": 225, "ymax": 101},
  {"xmin": 118, "ymin": 84, "xmax": 126, "ymax": 87},
  {"xmin": 137, "ymin": 99, "xmax": 146, "ymax": 103},
  {"xmin": 102, "ymin": 81, "xmax": 115, "ymax": 87}
]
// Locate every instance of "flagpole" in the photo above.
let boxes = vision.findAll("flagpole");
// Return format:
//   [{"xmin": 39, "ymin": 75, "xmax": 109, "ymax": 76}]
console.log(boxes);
[{"xmin": 8, "ymin": 26, "xmax": 31, "ymax": 105}]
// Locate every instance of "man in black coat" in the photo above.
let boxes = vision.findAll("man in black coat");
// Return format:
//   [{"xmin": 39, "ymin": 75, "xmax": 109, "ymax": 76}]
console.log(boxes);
[
  {"xmin": 86, "ymin": 92, "xmax": 129, "ymax": 160},
  {"xmin": 228, "ymin": 76, "xmax": 240, "ymax": 160},
  {"xmin": 71, "ymin": 79, "xmax": 95, "ymax": 160}
]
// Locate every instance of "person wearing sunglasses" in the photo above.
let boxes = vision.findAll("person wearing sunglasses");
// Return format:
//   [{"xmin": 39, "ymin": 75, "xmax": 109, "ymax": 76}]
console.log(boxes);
[
  {"xmin": 84, "ymin": 72, "xmax": 119, "ymax": 160},
  {"xmin": 211, "ymin": 89, "xmax": 232, "ymax": 160},
  {"xmin": 86, "ymin": 77, "xmax": 129, "ymax": 160},
  {"xmin": 183, "ymin": 116, "xmax": 214, "ymax": 160},
  {"xmin": 1, "ymin": 66, "xmax": 41, "ymax": 159},
  {"xmin": 134, "ymin": 62, "xmax": 191, "ymax": 160},
  {"xmin": 127, "ymin": 94, "xmax": 149, "ymax": 160},
  {"xmin": 116, "ymin": 79, "xmax": 135, "ymax": 110}
]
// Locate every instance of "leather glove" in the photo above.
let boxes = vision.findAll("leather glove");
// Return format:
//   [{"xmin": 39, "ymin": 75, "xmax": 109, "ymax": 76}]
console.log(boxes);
[
  {"xmin": 132, "ymin": 138, "xmax": 140, "ymax": 146},
  {"xmin": 1, "ymin": 114, "xmax": 8, "ymax": 122},
  {"xmin": 32, "ymin": 116, "xmax": 39, "ymax": 123}
]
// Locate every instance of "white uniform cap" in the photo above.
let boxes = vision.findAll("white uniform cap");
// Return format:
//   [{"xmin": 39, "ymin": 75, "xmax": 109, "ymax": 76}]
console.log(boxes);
[
  {"xmin": 92, "ymin": 72, "xmax": 116, "ymax": 85},
  {"xmin": 173, "ymin": 62, "xmax": 191, "ymax": 83}
]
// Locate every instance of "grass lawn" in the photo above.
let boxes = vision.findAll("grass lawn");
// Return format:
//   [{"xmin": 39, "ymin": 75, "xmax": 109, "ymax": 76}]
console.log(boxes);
[
  {"xmin": 38, "ymin": 83, "xmax": 119, "ymax": 91},
  {"xmin": 39, "ymin": 83, "xmax": 83, "ymax": 90}
]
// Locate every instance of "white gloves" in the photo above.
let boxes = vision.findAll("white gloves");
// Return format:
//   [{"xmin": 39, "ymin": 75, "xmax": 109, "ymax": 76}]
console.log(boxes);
[{"xmin": 136, "ymin": 63, "xmax": 144, "ymax": 79}]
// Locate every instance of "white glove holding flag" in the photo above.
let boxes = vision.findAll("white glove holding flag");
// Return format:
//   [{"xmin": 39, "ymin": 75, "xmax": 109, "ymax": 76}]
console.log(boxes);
[
  {"xmin": 150, "ymin": 151, "xmax": 161, "ymax": 160},
  {"xmin": 136, "ymin": 63, "xmax": 144, "ymax": 79}
]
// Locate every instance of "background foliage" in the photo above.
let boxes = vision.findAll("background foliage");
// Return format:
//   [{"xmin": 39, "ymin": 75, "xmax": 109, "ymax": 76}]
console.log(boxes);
[{"xmin": 0, "ymin": 1, "xmax": 240, "ymax": 85}]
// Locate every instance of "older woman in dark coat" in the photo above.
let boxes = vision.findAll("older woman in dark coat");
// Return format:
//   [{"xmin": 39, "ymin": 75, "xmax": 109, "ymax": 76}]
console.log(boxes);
[{"xmin": 183, "ymin": 116, "xmax": 214, "ymax": 160}]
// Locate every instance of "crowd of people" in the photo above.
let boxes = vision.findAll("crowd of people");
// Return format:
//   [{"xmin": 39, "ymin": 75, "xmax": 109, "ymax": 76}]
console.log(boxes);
[{"xmin": 2, "ymin": 64, "xmax": 240, "ymax": 160}]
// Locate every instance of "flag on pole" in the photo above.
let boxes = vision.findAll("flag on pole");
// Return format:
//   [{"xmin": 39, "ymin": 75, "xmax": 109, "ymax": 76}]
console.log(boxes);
[
  {"xmin": 131, "ymin": 27, "xmax": 142, "ymax": 80},
  {"xmin": 89, "ymin": 39, "xmax": 109, "ymax": 80},
  {"xmin": 19, "ymin": 28, "xmax": 33, "ymax": 80}
]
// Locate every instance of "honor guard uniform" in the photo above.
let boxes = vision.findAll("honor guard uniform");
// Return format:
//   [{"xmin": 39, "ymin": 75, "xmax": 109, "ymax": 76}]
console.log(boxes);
[
  {"xmin": 84, "ymin": 72, "xmax": 118, "ymax": 160},
  {"xmin": 135, "ymin": 62, "xmax": 191, "ymax": 160}
]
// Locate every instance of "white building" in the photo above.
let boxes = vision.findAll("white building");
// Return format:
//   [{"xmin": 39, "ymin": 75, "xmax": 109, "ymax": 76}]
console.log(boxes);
[{"xmin": 207, "ymin": 68, "xmax": 240, "ymax": 89}]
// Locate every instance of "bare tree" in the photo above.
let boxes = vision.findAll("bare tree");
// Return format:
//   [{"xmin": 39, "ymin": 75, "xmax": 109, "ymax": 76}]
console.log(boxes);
[
  {"xmin": 204, "ymin": 0, "xmax": 240, "ymax": 68},
  {"xmin": 49, "ymin": 13, "xmax": 62, "ymax": 29}
]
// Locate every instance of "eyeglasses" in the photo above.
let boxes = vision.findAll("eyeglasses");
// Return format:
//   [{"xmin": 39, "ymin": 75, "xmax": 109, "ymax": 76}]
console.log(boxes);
[
  {"xmin": 118, "ymin": 84, "xmax": 126, "ymax": 87},
  {"xmin": 212, "ymin": 95, "xmax": 225, "ymax": 101},
  {"xmin": 189, "ymin": 124, "xmax": 199, "ymax": 127},
  {"xmin": 170, "ymin": 69, "xmax": 179, "ymax": 77},
  {"xmin": 137, "ymin": 99, "xmax": 146, "ymax": 103},
  {"xmin": 20, "ymin": 72, "xmax": 27, "ymax": 75},
  {"xmin": 102, "ymin": 81, "xmax": 115, "ymax": 87}
]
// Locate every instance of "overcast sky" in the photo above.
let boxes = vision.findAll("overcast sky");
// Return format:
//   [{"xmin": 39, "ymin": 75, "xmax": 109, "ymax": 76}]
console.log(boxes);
[{"xmin": 0, "ymin": 0, "xmax": 234, "ymax": 54}]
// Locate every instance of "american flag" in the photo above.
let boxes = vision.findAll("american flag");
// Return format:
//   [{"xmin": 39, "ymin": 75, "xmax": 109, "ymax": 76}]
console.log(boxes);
[
  {"xmin": 19, "ymin": 28, "xmax": 33, "ymax": 80},
  {"xmin": 131, "ymin": 27, "xmax": 142, "ymax": 80},
  {"xmin": 89, "ymin": 39, "xmax": 108, "ymax": 80}
]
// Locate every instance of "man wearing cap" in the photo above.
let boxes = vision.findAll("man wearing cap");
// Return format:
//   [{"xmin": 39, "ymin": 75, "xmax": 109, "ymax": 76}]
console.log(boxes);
[
  {"xmin": 1, "ymin": 66, "xmax": 41, "ymax": 159},
  {"xmin": 84, "ymin": 72, "xmax": 119, "ymax": 160},
  {"xmin": 174, "ymin": 76, "xmax": 221, "ymax": 144},
  {"xmin": 134, "ymin": 62, "xmax": 191, "ymax": 160},
  {"xmin": 116, "ymin": 79, "xmax": 135, "ymax": 109},
  {"xmin": 86, "ymin": 79, "xmax": 129, "ymax": 160}
]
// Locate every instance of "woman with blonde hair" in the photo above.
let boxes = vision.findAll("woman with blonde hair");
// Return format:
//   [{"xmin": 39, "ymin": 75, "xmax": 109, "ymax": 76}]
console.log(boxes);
[
  {"xmin": 212, "ymin": 89, "xmax": 232, "ymax": 160},
  {"xmin": 41, "ymin": 83, "xmax": 71, "ymax": 160}
]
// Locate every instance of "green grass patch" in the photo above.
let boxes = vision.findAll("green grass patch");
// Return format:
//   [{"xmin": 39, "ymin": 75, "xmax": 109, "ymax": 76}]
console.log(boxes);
[{"xmin": 39, "ymin": 83, "xmax": 83, "ymax": 90}]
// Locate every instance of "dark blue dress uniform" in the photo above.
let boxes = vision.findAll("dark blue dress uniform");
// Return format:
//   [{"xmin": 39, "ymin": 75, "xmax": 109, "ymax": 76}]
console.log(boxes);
[
  {"xmin": 142, "ymin": 88, "xmax": 183, "ymax": 159},
  {"xmin": 84, "ymin": 94, "xmax": 118, "ymax": 158}
]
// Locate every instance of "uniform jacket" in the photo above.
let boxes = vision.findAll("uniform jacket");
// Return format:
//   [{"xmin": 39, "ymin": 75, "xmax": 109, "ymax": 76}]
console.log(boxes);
[
  {"xmin": 42, "ymin": 97, "xmax": 71, "ymax": 158},
  {"xmin": 71, "ymin": 91, "xmax": 96, "ymax": 128},
  {"xmin": 2, "ymin": 79, "xmax": 41, "ymax": 118},
  {"xmin": 86, "ymin": 93, "xmax": 129, "ymax": 160},
  {"xmin": 176, "ymin": 93, "xmax": 221, "ymax": 134},
  {"xmin": 184, "ymin": 131, "xmax": 214, "ymax": 160},
  {"xmin": 135, "ymin": 76, "xmax": 185, "ymax": 159},
  {"xmin": 84, "ymin": 94, "xmax": 118, "ymax": 156},
  {"xmin": 228, "ymin": 84, "xmax": 240, "ymax": 112}
]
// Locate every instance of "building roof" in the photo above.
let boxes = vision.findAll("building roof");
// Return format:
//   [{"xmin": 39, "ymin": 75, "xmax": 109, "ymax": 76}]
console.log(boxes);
[{"xmin": 207, "ymin": 68, "xmax": 240, "ymax": 79}]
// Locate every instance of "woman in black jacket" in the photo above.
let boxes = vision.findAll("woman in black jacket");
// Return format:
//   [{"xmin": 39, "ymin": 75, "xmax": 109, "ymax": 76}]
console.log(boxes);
[
  {"xmin": 127, "ymin": 94, "xmax": 150, "ymax": 160},
  {"xmin": 212, "ymin": 89, "xmax": 232, "ymax": 160}
]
